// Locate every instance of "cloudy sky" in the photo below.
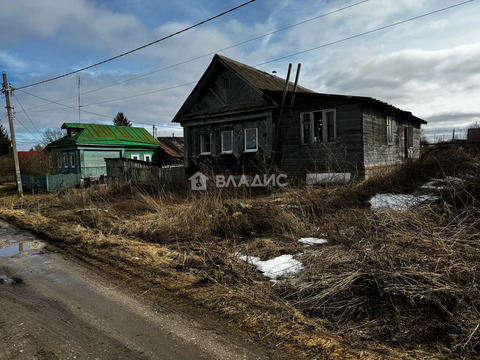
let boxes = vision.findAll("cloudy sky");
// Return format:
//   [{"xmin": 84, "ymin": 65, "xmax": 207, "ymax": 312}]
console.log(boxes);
[{"xmin": 1, "ymin": 0, "xmax": 478, "ymax": 150}]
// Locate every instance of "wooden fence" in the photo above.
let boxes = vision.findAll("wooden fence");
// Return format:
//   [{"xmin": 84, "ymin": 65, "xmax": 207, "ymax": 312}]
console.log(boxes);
[{"xmin": 105, "ymin": 158, "xmax": 185, "ymax": 185}]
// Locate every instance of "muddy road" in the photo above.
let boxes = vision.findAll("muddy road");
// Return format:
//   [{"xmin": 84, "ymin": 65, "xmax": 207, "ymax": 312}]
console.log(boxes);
[{"xmin": 0, "ymin": 220, "xmax": 269, "ymax": 360}]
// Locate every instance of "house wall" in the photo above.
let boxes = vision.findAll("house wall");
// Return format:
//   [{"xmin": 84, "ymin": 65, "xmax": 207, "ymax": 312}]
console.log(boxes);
[
  {"xmin": 362, "ymin": 109, "xmax": 421, "ymax": 177},
  {"xmin": 183, "ymin": 111, "xmax": 272, "ymax": 173},
  {"xmin": 281, "ymin": 100, "xmax": 365, "ymax": 176},
  {"xmin": 52, "ymin": 146, "xmax": 159, "ymax": 178}
]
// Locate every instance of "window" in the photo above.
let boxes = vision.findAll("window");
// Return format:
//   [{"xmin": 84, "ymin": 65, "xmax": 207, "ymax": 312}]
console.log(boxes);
[
  {"xmin": 63, "ymin": 154, "xmax": 68, "ymax": 168},
  {"xmin": 387, "ymin": 117, "xmax": 394, "ymax": 145},
  {"xmin": 131, "ymin": 154, "xmax": 139, "ymax": 160},
  {"xmin": 300, "ymin": 109, "xmax": 336, "ymax": 144},
  {"xmin": 200, "ymin": 134, "xmax": 212, "ymax": 154},
  {"xmin": 221, "ymin": 131, "xmax": 233, "ymax": 154},
  {"xmin": 70, "ymin": 154, "xmax": 75, "ymax": 168},
  {"xmin": 244, "ymin": 128, "xmax": 258, "ymax": 152},
  {"xmin": 406, "ymin": 126, "xmax": 414, "ymax": 148},
  {"xmin": 144, "ymin": 154, "xmax": 152, "ymax": 162}
]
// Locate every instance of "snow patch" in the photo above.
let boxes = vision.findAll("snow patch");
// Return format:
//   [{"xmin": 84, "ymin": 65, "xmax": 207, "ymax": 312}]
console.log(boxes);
[
  {"xmin": 237, "ymin": 254, "xmax": 303, "ymax": 280},
  {"xmin": 369, "ymin": 193, "xmax": 435, "ymax": 211},
  {"xmin": 298, "ymin": 237, "xmax": 328, "ymax": 246}
]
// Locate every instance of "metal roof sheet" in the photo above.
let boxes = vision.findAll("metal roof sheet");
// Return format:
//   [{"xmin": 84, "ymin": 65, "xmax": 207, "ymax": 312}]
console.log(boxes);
[{"xmin": 47, "ymin": 123, "xmax": 160, "ymax": 148}]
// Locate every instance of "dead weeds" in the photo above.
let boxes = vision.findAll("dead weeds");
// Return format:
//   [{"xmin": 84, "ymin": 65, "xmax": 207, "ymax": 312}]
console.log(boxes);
[{"xmin": 2, "ymin": 143, "xmax": 480, "ymax": 359}]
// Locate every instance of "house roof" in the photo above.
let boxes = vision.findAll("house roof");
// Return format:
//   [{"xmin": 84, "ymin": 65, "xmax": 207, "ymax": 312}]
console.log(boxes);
[
  {"xmin": 157, "ymin": 137, "xmax": 184, "ymax": 158},
  {"xmin": 215, "ymin": 55, "xmax": 315, "ymax": 94},
  {"xmin": 173, "ymin": 54, "xmax": 426, "ymax": 125},
  {"xmin": 46, "ymin": 123, "xmax": 160, "ymax": 148}
]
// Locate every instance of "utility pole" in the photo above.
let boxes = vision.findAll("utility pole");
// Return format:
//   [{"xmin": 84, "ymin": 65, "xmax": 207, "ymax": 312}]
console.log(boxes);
[{"xmin": 2, "ymin": 72, "xmax": 23, "ymax": 198}]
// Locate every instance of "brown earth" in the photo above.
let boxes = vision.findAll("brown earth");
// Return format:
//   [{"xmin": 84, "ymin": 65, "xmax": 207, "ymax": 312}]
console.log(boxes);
[{"xmin": 0, "ymin": 219, "xmax": 271, "ymax": 360}]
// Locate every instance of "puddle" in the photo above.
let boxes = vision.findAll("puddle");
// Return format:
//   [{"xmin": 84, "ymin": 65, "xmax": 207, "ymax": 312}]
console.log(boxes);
[
  {"xmin": 0, "ymin": 243, "xmax": 31, "ymax": 257},
  {"xmin": 0, "ymin": 274, "xmax": 23, "ymax": 285}
]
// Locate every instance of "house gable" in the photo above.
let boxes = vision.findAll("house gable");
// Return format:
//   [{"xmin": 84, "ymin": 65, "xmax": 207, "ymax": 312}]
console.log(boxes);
[{"xmin": 173, "ymin": 56, "xmax": 271, "ymax": 122}]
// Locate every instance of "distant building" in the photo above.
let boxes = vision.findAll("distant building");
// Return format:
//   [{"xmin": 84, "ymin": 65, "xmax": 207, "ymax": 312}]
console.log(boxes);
[
  {"xmin": 45, "ymin": 123, "xmax": 161, "ymax": 178},
  {"xmin": 467, "ymin": 128, "xmax": 480, "ymax": 142},
  {"xmin": 157, "ymin": 136, "xmax": 184, "ymax": 165}
]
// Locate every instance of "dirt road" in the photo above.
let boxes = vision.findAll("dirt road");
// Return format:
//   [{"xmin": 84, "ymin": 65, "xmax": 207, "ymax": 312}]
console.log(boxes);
[{"xmin": 0, "ymin": 220, "xmax": 270, "ymax": 360}]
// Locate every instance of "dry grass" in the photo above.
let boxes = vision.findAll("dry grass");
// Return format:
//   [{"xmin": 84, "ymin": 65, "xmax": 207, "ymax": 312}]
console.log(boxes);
[{"xmin": 2, "ymin": 143, "xmax": 480, "ymax": 359}]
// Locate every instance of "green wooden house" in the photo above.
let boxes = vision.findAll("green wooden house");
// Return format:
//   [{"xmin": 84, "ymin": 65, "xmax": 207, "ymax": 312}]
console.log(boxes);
[{"xmin": 46, "ymin": 123, "xmax": 161, "ymax": 178}]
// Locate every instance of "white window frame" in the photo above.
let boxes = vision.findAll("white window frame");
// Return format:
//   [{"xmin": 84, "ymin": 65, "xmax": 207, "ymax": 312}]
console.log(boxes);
[
  {"xmin": 144, "ymin": 154, "xmax": 152, "ymax": 162},
  {"xmin": 200, "ymin": 133, "xmax": 212, "ymax": 155},
  {"xmin": 63, "ymin": 154, "xmax": 68, "ymax": 168},
  {"xmin": 131, "ymin": 154, "xmax": 140, "ymax": 160},
  {"xmin": 300, "ymin": 109, "xmax": 336, "ymax": 144},
  {"xmin": 244, "ymin": 128, "xmax": 258, "ymax": 152},
  {"xmin": 70, "ymin": 154, "xmax": 75, "ymax": 168},
  {"xmin": 221, "ymin": 130, "xmax": 233, "ymax": 154},
  {"xmin": 387, "ymin": 116, "xmax": 394, "ymax": 145}
]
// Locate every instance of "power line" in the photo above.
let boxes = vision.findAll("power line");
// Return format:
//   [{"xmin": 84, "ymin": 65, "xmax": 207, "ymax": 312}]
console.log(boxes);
[
  {"xmin": 81, "ymin": 81, "xmax": 198, "ymax": 107},
  {"xmin": 17, "ymin": 88, "xmax": 159, "ymax": 127},
  {"xmin": 23, "ymin": 0, "xmax": 370, "ymax": 111},
  {"xmin": 255, "ymin": 0, "xmax": 475, "ymax": 66},
  {"xmin": 18, "ymin": 89, "xmax": 112, "ymax": 119},
  {"xmin": 12, "ymin": 92, "xmax": 43, "ymax": 138},
  {"xmin": 29, "ymin": 0, "xmax": 471, "ymax": 110},
  {"xmin": 12, "ymin": 113, "xmax": 42, "ymax": 142},
  {"xmin": 14, "ymin": 0, "xmax": 257, "ymax": 91}
]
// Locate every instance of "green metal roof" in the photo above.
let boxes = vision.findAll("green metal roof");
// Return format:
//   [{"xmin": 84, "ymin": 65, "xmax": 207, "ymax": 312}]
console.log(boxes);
[{"xmin": 47, "ymin": 123, "xmax": 160, "ymax": 148}]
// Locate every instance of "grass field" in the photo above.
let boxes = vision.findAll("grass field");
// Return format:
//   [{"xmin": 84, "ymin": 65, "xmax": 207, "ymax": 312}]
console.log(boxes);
[{"xmin": 2, "ymin": 143, "xmax": 480, "ymax": 359}]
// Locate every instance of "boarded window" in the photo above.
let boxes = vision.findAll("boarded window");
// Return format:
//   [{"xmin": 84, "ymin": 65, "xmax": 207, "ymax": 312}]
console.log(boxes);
[
  {"xmin": 407, "ymin": 126, "xmax": 414, "ymax": 148},
  {"xmin": 387, "ymin": 117, "xmax": 394, "ymax": 145}
]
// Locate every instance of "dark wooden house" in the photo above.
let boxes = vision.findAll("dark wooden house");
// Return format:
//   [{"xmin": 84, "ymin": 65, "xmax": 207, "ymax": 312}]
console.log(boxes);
[{"xmin": 173, "ymin": 55, "xmax": 427, "ymax": 180}]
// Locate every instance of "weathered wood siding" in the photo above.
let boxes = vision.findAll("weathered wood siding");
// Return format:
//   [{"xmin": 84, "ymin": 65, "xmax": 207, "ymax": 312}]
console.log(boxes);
[
  {"xmin": 362, "ymin": 109, "xmax": 421, "ymax": 174},
  {"xmin": 185, "ymin": 113, "xmax": 271, "ymax": 173},
  {"xmin": 193, "ymin": 67, "xmax": 264, "ymax": 113},
  {"xmin": 281, "ymin": 99, "xmax": 364, "ymax": 176}
]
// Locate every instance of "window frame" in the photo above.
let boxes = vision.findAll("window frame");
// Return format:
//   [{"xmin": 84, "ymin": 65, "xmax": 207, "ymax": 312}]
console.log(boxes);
[
  {"xmin": 200, "ymin": 133, "xmax": 212, "ymax": 155},
  {"xmin": 130, "ymin": 154, "xmax": 140, "ymax": 160},
  {"xmin": 221, "ymin": 130, "xmax": 233, "ymax": 154},
  {"xmin": 407, "ymin": 125, "xmax": 414, "ymax": 148},
  {"xmin": 386, "ymin": 116, "xmax": 394, "ymax": 145},
  {"xmin": 70, "ymin": 154, "xmax": 75, "ymax": 168},
  {"xmin": 244, "ymin": 128, "xmax": 258, "ymax": 152},
  {"xmin": 300, "ymin": 108, "xmax": 337, "ymax": 144},
  {"xmin": 144, "ymin": 154, "xmax": 152, "ymax": 162},
  {"xmin": 63, "ymin": 154, "xmax": 68, "ymax": 168}
]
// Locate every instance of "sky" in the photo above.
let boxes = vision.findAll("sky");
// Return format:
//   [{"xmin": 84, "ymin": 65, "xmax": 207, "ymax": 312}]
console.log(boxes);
[{"xmin": 1, "ymin": 0, "xmax": 479, "ymax": 150}]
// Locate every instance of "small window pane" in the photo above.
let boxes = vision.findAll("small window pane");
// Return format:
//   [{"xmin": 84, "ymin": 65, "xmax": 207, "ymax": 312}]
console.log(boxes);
[
  {"xmin": 200, "ymin": 134, "xmax": 211, "ymax": 154},
  {"xmin": 221, "ymin": 131, "xmax": 233, "ymax": 153},
  {"xmin": 245, "ymin": 128, "xmax": 257, "ymax": 151},
  {"xmin": 302, "ymin": 113, "xmax": 312, "ymax": 143},
  {"xmin": 326, "ymin": 111, "xmax": 335, "ymax": 142},
  {"xmin": 70, "ymin": 154, "xmax": 75, "ymax": 167}
]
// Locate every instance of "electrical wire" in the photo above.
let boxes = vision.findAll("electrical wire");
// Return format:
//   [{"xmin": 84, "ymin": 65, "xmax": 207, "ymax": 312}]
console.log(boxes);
[
  {"xmin": 14, "ymin": 0, "xmax": 257, "ymax": 91},
  {"xmin": 12, "ymin": 113, "xmax": 42, "ymax": 142},
  {"xmin": 27, "ymin": 0, "xmax": 471, "ymax": 110},
  {"xmin": 254, "ymin": 0, "xmax": 474, "ymax": 66},
  {"xmin": 12, "ymin": 93, "xmax": 43, "ymax": 138},
  {"xmin": 23, "ymin": 0, "xmax": 370, "ymax": 111},
  {"xmin": 17, "ymin": 89, "xmax": 112, "ymax": 120}
]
